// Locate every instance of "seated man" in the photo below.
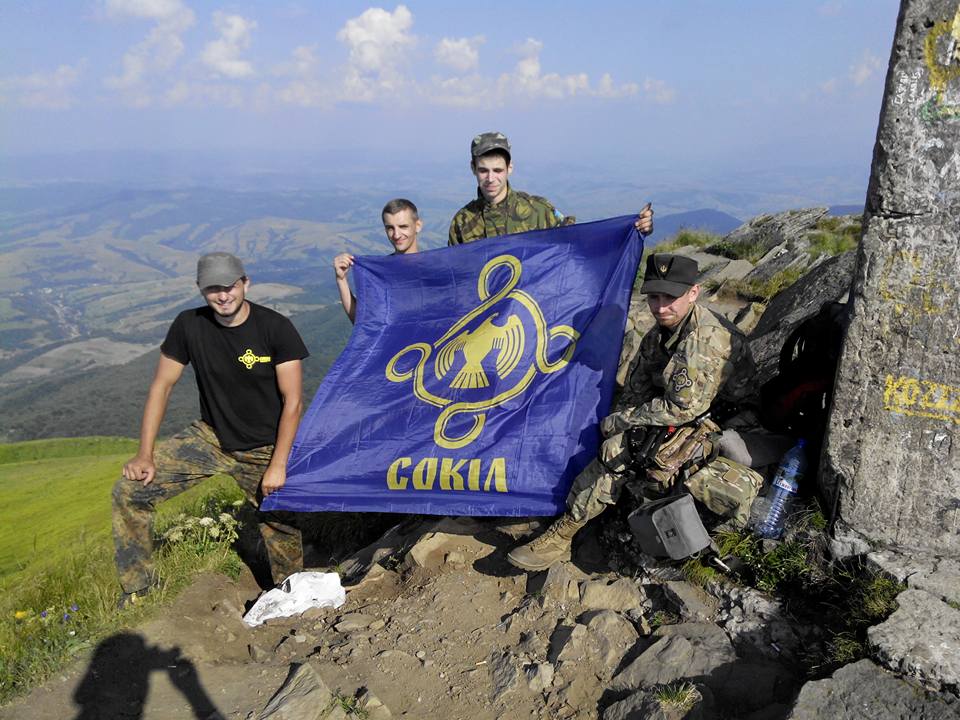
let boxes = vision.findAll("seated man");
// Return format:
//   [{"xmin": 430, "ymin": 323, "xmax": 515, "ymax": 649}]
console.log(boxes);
[
  {"xmin": 448, "ymin": 131, "xmax": 653, "ymax": 244},
  {"xmin": 113, "ymin": 252, "xmax": 308, "ymax": 607},
  {"xmin": 508, "ymin": 253, "xmax": 763, "ymax": 571},
  {"xmin": 334, "ymin": 197, "xmax": 423, "ymax": 323}
]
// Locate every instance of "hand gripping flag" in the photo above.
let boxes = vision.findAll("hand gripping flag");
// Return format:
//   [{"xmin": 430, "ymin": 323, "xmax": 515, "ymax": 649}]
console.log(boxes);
[{"xmin": 262, "ymin": 215, "xmax": 644, "ymax": 516}]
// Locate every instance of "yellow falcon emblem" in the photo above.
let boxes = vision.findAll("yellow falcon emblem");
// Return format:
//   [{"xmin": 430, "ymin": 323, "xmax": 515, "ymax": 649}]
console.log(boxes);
[
  {"xmin": 387, "ymin": 255, "xmax": 579, "ymax": 450},
  {"xmin": 237, "ymin": 349, "xmax": 271, "ymax": 370},
  {"xmin": 435, "ymin": 313, "xmax": 524, "ymax": 389}
]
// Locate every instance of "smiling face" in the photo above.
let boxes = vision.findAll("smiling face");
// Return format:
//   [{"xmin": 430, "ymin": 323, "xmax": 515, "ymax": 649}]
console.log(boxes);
[
  {"xmin": 472, "ymin": 152, "xmax": 513, "ymax": 205},
  {"xmin": 646, "ymin": 284, "xmax": 700, "ymax": 329},
  {"xmin": 200, "ymin": 277, "xmax": 250, "ymax": 325},
  {"xmin": 383, "ymin": 208, "xmax": 422, "ymax": 254}
]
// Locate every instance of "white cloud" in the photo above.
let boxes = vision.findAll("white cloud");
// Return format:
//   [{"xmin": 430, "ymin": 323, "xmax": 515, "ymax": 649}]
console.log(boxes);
[
  {"xmin": 499, "ymin": 38, "xmax": 585, "ymax": 99},
  {"xmin": 0, "ymin": 62, "xmax": 84, "ymax": 109},
  {"xmin": 642, "ymin": 77, "xmax": 674, "ymax": 104},
  {"xmin": 273, "ymin": 46, "xmax": 327, "ymax": 106},
  {"xmin": 104, "ymin": 0, "xmax": 195, "ymax": 102},
  {"xmin": 424, "ymin": 38, "xmax": 640, "ymax": 108},
  {"xmin": 820, "ymin": 77, "xmax": 840, "ymax": 94},
  {"xmin": 336, "ymin": 5, "xmax": 415, "ymax": 100},
  {"xmin": 161, "ymin": 80, "xmax": 244, "ymax": 107},
  {"xmin": 435, "ymin": 36, "xmax": 484, "ymax": 73},
  {"xmin": 818, "ymin": 2, "xmax": 844, "ymax": 17},
  {"xmin": 849, "ymin": 51, "xmax": 882, "ymax": 86},
  {"xmin": 201, "ymin": 11, "xmax": 257, "ymax": 79}
]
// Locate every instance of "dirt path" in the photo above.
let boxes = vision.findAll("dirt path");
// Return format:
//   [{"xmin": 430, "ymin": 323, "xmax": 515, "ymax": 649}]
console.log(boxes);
[{"xmin": 1, "ymin": 518, "xmax": 574, "ymax": 720}]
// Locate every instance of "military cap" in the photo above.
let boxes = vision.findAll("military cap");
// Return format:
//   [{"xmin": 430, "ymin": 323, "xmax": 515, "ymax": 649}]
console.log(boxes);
[
  {"xmin": 471, "ymin": 131, "xmax": 511, "ymax": 160},
  {"xmin": 197, "ymin": 252, "xmax": 245, "ymax": 289},
  {"xmin": 640, "ymin": 253, "xmax": 699, "ymax": 296}
]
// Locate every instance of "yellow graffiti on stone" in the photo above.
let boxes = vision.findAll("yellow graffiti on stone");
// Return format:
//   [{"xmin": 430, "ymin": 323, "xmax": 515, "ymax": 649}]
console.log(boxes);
[
  {"xmin": 877, "ymin": 249, "xmax": 950, "ymax": 319},
  {"xmin": 918, "ymin": 7, "xmax": 960, "ymax": 122},
  {"xmin": 883, "ymin": 373, "xmax": 960, "ymax": 424},
  {"xmin": 924, "ymin": 9, "xmax": 960, "ymax": 96}
]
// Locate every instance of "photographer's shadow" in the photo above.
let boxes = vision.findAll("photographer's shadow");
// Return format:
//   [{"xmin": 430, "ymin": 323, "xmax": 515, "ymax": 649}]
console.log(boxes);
[{"xmin": 73, "ymin": 632, "xmax": 223, "ymax": 720}]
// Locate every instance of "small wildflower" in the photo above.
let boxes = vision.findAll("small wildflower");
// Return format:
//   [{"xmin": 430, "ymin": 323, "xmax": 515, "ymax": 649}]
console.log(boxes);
[
  {"xmin": 70, "ymin": 604, "xmax": 79, "ymax": 612},
  {"xmin": 68, "ymin": 630, "xmax": 76, "ymax": 636},
  {"xmin": 198, "ymin": 517, "xmax": 215, "ymax": 527},
  {"xmin": 62, "ymin": 613, "xmax": 71, "ymax": 622},
  {"xmin": 40, "ymin": 610, "xmax": 48, "ymax": 619},
  {"xmin": 14, "ymin": 610, "xmax": 30, "ymax": 620}
]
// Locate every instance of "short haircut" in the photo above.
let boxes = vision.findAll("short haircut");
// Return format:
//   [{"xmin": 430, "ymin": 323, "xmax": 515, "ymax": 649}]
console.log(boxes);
[
  {"xmin": 472, "ymin": 149, "xmax": 511, "ymax": 168},
  {"xmin": 381, "ymin": 198, "xmax": 419, "ymax": 222}
]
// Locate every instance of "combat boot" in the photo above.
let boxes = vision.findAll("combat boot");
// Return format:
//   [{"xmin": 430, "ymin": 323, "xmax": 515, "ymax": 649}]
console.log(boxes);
[{"xmin": 507, "ymin": 514, "xmax": 586, "ymax": 571}]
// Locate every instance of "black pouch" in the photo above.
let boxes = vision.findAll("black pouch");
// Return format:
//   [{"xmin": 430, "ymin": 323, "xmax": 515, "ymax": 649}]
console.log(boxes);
[{"xmin": 627, "ymin": 494, "xmax": 711, "ymax": 560}]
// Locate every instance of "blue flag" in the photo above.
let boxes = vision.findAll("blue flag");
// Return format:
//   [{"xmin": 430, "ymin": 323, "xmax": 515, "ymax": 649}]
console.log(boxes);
[{"xmin": 262, "ymin": 215, "xmax": 644, "ymax": 516}]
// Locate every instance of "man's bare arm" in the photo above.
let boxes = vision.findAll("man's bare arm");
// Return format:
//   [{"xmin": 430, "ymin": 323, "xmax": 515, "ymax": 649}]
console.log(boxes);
[
  {"xmin": 122, "ymin": 353, "xmax": 186, "ymax": 485},
  {"xmin": 261, "ymin": 359, "xmax": 304, "ymax": 497},
  {"xmin": 333, "ymin": 253, "xmax": 357, "ymax": 323}
]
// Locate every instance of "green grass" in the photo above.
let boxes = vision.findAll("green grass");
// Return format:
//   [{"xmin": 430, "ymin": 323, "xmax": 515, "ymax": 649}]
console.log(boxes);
[
  {"xmin": 721, "ymin": 266, "xmax": 807, "ymax": 302},
  {"xmin": 329, "ymin": 690, "xmax": 370, "ymax": 718},
  {"xmin": 653, "ymin": 681, "xmax": 698, "ymax": 711},
  {"xmin": 676, "ymin": 502, "xmax": 904, "ymax": 677},
  {"xmin": 653, "ymin": 229, "xmax": 720, "ymax": 254},
  {"xmin": 0, "ymin": 438, "xmax": 237, "ymax": 580},
  {"xmin": 0, "ymin": 436, "xmax": 137, "ymax": 465},
  {"xmin": 0, "ymin": 438, "xmax": 247, "ymax": 704}
]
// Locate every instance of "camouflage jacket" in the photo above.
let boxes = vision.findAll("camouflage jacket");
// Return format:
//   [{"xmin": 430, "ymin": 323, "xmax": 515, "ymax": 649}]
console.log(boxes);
[
  {"xmin": 447, "ymin": 185, "xmax": 572, "ymax": 245},
  {"xmin": 602, "ymin": 303, "xmax": 755, "ymax": 434}
]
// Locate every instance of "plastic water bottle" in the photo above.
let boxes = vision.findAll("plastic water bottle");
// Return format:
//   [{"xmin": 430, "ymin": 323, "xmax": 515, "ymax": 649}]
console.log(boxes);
[{"xmin": 756, "ymin": 439, "xmax": 808, "ymax": 540}]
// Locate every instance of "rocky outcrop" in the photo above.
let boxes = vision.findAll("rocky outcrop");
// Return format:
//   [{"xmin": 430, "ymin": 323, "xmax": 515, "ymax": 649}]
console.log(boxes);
[
  {"xmin": 787, "ymin": 659, "xmax": 960, "ymax": 719},
  {"xmin": 868, "ymin": 589, "xmax": 960, "ymax": 694},
  {"xmin": 822, "ymin": 0, "xmax": 960, "ymax": 559}
]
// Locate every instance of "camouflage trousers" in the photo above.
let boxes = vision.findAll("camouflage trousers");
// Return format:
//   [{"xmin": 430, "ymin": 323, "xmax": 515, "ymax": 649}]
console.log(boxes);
[
  {"xmin": 566, "ymin": 429, "xmax": 763, "ymax": 528},
  {"xmin": 112, "ymin": 420, "xmax": 303, "ymax": 594}
]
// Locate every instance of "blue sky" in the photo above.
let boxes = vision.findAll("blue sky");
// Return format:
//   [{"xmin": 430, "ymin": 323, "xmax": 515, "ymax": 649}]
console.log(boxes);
[{"xmin": 1, "ymin": 1, "xmax": 900, "ymax": 184}]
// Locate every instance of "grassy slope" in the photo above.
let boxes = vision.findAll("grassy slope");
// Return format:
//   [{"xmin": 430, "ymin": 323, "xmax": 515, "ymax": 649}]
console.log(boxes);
[
  {"xmin": 0, "ymin": 438, "xmax": 233, "ymax": 582},
  {"xmin": 0, "ymin": 436, "xmax": 246, "ymax": 704}
]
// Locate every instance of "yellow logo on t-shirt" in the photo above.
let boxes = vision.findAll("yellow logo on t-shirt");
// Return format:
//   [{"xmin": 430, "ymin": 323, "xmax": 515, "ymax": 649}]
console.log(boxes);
[{"xmin": 238, "ymin": 349, "xmax": 271, "ymax": 370}]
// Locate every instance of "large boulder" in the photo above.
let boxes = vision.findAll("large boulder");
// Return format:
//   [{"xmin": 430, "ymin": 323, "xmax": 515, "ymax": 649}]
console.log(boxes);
[
  {"xmin": 867, "ymin": 589, "xmax": 960, "ymax": 694},
  {"xmin": 822, "ymin": 0, "xmax": 960, "ymax": 558},
  {"xmin": 749, "ymin": 251, "xmax": 855, "ymax": 384},
  {"xmin": 787, "ymin": 659, "xmax": 960, "ymax": 719}
]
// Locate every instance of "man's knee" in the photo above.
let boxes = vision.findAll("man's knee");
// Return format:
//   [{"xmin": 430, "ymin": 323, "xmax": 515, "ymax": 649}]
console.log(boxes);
[
  {"xmin": 599, "ymin": 432, "xmax": 630, "ymax": 468},
  {"xmin": 113, "ymin": 477, "xmax": 148, "ymax": 510},
  {"xmin": 566, "ymin": 461, "xmax": 624, "ymax": 521}
]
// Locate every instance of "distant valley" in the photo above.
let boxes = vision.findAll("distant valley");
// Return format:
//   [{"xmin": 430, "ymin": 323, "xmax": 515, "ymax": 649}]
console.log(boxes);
[{"xmin": 0, "ymin": 180, "xmax": 860, "ymax": 442}]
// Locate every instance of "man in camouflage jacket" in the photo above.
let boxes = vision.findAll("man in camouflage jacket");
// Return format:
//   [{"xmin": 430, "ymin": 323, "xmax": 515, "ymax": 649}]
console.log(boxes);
[
  {"xmin": 508, "ymin": 253, "xmax": 764, "ymax": 572},
  {"xmin": 448, "ymin": 131, "xmax": 653, "ymax": 245}
]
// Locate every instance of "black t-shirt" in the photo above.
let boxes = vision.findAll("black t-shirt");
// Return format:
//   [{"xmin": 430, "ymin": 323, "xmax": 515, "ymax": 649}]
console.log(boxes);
[{"xmin": 160, "ymin": 302, "xmax": 309, "ymax": 451}]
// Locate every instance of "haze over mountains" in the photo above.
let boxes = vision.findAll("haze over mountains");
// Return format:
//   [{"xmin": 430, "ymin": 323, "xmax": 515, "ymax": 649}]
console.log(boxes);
[{"xmin": 0, "ymin": 155, "xmax": 867, "ymax": 442}]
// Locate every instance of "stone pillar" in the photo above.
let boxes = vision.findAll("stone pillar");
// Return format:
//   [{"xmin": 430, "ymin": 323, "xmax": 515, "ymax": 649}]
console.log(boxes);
[{"xmin": 823, "ymin": 0, "xmax": 960, "ymax": 556}]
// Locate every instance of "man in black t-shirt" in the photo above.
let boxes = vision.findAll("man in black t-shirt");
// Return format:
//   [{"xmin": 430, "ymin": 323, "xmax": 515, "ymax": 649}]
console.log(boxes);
[{"xmin": 113, "ymin": 252, "xmax": 309, "ymax": 608}]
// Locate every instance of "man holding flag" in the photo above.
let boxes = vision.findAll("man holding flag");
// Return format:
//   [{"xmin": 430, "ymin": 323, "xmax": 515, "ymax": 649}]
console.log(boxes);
[
  {"xmin": 448, "ymin": 131, "xmax": 654, "ymax": 244},
  {"xmin": 262, "ymin": 215, "xmax": 647, "ymax": 521}
]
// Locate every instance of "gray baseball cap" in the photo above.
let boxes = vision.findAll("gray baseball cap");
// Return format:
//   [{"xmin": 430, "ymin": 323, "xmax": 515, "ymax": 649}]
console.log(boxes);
[
  {"xmin": 197, "ymin": 252, "xmax": 245, "ymax": 289},
  {"xmin": 471, "ymin": 131, "xmax": 511, "ymax": 160}
]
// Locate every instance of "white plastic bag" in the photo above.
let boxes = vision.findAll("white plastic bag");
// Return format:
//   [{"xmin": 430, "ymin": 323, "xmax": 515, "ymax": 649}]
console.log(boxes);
[{"xmin": 242, "ymin": 571, "xmax": 345, "ymax": 627}]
